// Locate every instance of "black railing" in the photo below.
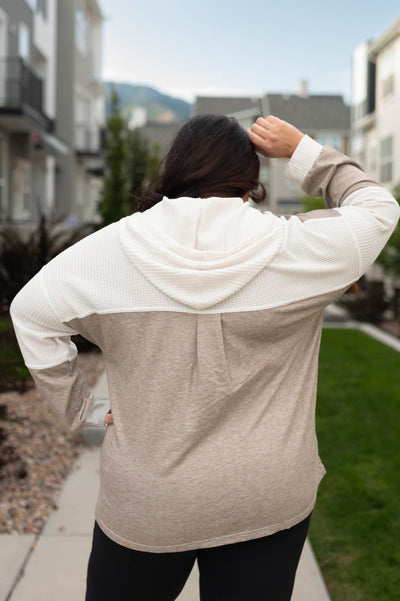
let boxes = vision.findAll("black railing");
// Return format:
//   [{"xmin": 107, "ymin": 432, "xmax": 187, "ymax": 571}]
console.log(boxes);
[
  {"xmin": 75, "ymin": 124, "xmax": 103, "ymax": 155},
  {"xmin": 0, "ymin": 57, "xmax": 52, "ymax": 131},
  {"xmin": 0, "ymin": 57, "xmax": 42, "ymax": 112}
]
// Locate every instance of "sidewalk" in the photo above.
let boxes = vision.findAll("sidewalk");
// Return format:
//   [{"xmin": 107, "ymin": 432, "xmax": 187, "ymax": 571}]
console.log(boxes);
[{"xmin": 1, "ymin": 369, "xmax": 331, "ymax": 601}]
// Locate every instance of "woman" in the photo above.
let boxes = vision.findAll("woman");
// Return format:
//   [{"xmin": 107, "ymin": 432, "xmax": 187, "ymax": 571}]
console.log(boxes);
[{"xmin": 10, "ymin": 114, "xmax": 399, "ymax": 601}]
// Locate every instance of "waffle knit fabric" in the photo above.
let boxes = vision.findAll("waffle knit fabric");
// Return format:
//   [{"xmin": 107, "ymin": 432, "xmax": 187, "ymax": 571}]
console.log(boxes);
[{"xmin": 10, "ymin": 135, "xmax": 400, "ymax": 552}]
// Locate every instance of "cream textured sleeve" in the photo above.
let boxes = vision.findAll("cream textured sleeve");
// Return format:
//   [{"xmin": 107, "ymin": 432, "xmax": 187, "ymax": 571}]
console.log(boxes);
[
  {"xmin": 286, "ymin": 135, "xmax": 400, "ymax": 275},
  {"xmin": 9, "ymin": 269, "xmax": 100, "ymax": 432}
]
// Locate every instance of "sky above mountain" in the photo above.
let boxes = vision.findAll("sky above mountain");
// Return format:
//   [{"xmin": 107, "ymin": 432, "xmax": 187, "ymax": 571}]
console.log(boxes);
[{"xmin": 99, "ymin": 0, "xmax": 400, "ymax": 104}]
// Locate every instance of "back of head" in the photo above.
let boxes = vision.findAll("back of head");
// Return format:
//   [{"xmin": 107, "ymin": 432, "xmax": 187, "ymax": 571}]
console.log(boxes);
[{"xmin": 135, "ymin": 114, "xmax": 266, "ymax": 211}]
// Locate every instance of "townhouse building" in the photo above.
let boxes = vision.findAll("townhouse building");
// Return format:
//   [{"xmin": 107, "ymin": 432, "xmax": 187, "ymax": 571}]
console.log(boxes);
[
  {"xmin": 352, "ymin": 15, "xmax": 400, "ymax": 193},
  {"xmin": 195, "ymin": 84, "xmax": 350, "ymax": 214},
  {"xmin": 56, "ymin": 0, "xmax": 104, "ymax": 224},
  {"xmin": 0, "ymin": 0, "xmax": 104, "ymax": 227}
]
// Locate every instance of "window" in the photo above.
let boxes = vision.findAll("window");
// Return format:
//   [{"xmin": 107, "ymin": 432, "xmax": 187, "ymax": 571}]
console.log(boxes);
[
  {"xmin": 381, "ymin": 46, "xmax": 395, "ymax": 99},
  {"xmin": 0, "ymin": 138, "xmax": 6, "ymax": 221},
  {"xmin": 380, "ymin": 136, "xmax": 393, "ymax": 183},
  {"xmin": 37, "ymin": 0, "xmax": 48, "ymax": 19},
  {"xmin": 76, "ymin": 0, "xmax": 88, "ymax": 53},
  {"xmin": 316, "ymin": 135, "xmax": 343, "ymax": 151},
  {"xmin": 382, "ymin": 74, "xmax": 394, "ymax": 97},
  {"xmin": 24, "ymin": 0, "xmax": 47, "ymax": 18},
  {"xmin": 24, "ymin": 0, "xmax": 36, "ymax": 10},
  {"xmin": 11, "ymin": 159, "xmax": 32, "ymax": 221},
  {"xmin": 259, "ymin": 167, "xmax": 269, "ymax": 186},
  {"xmin": 18, "ymin": 23, "xmax": 30, "ymax": 60},
  {"xmin": 368, "ymin": 146, "xmax": 377, "ymax": 173}
]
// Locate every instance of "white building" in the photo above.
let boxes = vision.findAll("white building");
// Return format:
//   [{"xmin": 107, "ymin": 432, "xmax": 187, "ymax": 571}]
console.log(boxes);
[
  {"xmin": 352, "ymin": 15, "xmax": 400, "ymax": 193},
  {"xmin": 0, "ymin": 0, "xmax": 105, "ymax": 226},
  {"xmin": 53, "ymin": 0, "xmax": 105, "ymax": 224}
]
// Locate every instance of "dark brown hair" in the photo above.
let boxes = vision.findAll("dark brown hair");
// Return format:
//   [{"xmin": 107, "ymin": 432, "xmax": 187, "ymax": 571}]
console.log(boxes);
[{"xmin": 133, "ymin": 114, "xmax": 267, "ymax": 212}]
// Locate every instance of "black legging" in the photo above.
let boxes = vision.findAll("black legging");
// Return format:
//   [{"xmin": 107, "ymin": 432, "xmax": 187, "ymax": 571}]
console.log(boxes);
[{"xmin": 85, "ymin": 514, "xmax": 311, "ymax": 601}]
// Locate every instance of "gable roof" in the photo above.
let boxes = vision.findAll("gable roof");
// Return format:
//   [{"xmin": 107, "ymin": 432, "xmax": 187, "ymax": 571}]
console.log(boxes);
[
  {"xmin": 265, "ymin": 94, "xmax": 350, "ymax": 131},
  {"xmin": 194, "ymin": 93, "xmax": 350, "ymax": 132},
  {"xmin": 135, "ymin": 122, "xmax": 183, "ymax": 158},
  {"xmin": 195, "ymin": 96, "xmax": 262, "ymax": 116}
]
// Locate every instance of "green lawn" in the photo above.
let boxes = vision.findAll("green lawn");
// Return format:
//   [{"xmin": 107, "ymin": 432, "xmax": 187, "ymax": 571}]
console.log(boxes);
[
  {"xmin": 310, "ymin": 328, "xmax": 400, "ymax": 601},
  {"xmin": 0, "ymin": 315, "xmax": 31, "ymax": 389},
  {"xmin": 0, "ymin": 313, "xmax": 100, "ymax": 391}
]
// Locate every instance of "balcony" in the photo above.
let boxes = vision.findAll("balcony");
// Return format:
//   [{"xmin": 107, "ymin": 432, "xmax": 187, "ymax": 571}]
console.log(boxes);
[
  {"xmin": 75, "ymin": 124, "xmax": 104, "ymax": 156},
  {"xmin": 0, "ymin": 57, "xmax": 53, "ymax": 133}
]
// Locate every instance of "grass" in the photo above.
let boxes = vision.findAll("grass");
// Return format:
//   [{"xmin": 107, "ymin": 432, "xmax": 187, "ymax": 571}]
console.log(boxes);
[
  {"xmin": 309, "ymin": 328, "xmax": 400, "ymax": 600},
  {"xmin": 0, "ymin": 314, "xmax": 32, "ymax": 389},
  {"xmin": 0, "ymin": 313, "xmax": 99, "ymax": 390}
]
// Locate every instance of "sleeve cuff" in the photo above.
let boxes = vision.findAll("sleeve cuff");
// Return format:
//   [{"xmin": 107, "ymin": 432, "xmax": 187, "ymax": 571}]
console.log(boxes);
[
  {"xmin": 285, "ymin": 135, "xmax": 323, "ymax": 184},
  {"xmin": 84, "ymin": 397, "xmax": 111, "ymax": 428}
]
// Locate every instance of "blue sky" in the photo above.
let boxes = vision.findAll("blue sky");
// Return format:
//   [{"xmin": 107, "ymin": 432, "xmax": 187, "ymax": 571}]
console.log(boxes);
[{"xmin": 99, "ymin": 0, "xmax": 400, "ymax": 103}]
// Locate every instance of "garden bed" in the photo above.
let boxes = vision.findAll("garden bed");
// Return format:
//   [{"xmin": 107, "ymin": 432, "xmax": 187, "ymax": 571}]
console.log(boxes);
[{"xmin": 0, "ymin": 351, "xmax": 105, "ymax": 534}]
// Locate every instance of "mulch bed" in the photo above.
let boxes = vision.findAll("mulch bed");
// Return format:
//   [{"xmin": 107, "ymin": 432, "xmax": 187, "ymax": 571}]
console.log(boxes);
[
  {"xmin": 0, "ymin": 352, "xmax": 105, "ymax": 535},
  {"xmin": 379, "ymin": 320, "xmax": 400, "ymax": 339}
]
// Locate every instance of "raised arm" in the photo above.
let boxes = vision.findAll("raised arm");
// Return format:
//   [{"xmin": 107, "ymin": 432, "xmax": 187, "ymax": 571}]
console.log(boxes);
[{"xmin": 248, "ymin": 115, "xmax": 400, "ymax": 277}]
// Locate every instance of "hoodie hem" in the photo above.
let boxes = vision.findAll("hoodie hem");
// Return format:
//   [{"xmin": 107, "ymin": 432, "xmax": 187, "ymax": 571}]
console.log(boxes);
[{"xmin": 94, "ymin": 493, "xmax": 320, "ymax": 553}]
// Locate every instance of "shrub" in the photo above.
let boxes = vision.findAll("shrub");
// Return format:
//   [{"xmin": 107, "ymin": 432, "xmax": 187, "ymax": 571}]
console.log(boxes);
[{"xmin": 0, "ymin": 215, "xmax": 95, "ymax": 313}]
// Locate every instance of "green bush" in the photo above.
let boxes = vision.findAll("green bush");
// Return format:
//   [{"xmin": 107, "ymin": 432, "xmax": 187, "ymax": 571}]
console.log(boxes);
[
  {"xmin": 0, "ymin": 215, "xmax": 94, "ymax": 313},
  {"xmin": 301, "ymin": 195, "xmax": 325, "ymax": 212},
  {"xmin": 376, "ymin": 183, "xmax": 400, "ymax": 280}
]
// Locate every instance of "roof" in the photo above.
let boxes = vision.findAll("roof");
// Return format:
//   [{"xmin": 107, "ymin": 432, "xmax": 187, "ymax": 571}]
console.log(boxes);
[
  {"xmin": 135, "ymin": 122, "xmax": 184, "ymax": 158},
  {"xmin": 368, "ymin": 14, "xmax": 400, "ymax": 56},
  {"xmin": 265, "ymin": 94, "xmax": 350, "ymax": 132},
  {"xmin": 194, "ymin": 96, "xmax": 262, "ymax": 116},
  {"xmin": 194, "ymin": 93, "xmax": 350, "ymax": 133}
]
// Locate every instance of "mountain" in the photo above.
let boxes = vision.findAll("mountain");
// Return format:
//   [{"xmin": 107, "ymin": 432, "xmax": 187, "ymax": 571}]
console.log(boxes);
[{"xmin": 104, "ymin": 82, "xmax": 192, "ymax": 123}]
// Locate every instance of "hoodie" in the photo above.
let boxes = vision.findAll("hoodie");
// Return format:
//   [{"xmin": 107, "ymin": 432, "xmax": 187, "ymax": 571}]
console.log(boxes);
[{"xmin": 10, "ymin": 136, "xmax": 400, "ymax": 552}]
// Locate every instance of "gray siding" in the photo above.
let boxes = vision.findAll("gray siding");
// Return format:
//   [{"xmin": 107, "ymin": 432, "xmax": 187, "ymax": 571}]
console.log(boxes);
[
  {"xmin": 54, "ymin": 0, "xmax": 75, "ymax": 219},
  {"xmin": 0, "ymin": 0, "xmax": 34, "ymax": 59}
]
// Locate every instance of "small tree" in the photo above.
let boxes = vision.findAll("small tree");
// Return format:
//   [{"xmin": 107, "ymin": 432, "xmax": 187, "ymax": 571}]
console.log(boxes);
[
  {"xmin": 376, "ymin": 184, "xmax": 400, "ymax": 279},
  {"xmin": 97, "ymin": 88, "xmax": 130, "ymax": 226},
  {"xmin": 0, "ymin": 216, "xmax": 94, "ymax": 313},
  {"xmin": 127, "ymin": 129, "xmax": 159, "ymax": 212},
  {"xmin": 301, "ymin": 195, "xmax": 325, "ymax": 212}
]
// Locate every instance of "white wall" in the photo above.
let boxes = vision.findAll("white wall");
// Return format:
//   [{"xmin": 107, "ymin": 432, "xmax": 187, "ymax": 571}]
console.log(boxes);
[
  {"xmin": 33, "ymin": 0, "xmax": 57, "ymax": 118},
  {"xmin": 375, "ymin": 36, "xmax": 400, "ymax": 189},
  {"xmin": 0, "ymin": 7, "xmax": 8, "ymax": 105},
  {"xmin": 352, "ymin": 42, "xmax": 369, "ymax": 111}
]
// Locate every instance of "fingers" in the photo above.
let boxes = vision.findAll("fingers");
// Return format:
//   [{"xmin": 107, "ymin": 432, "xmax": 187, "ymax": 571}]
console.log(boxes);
[
  {"xmin": 254, "ymin": 115, "xmax": 280, "ymax": 130},
  {"xmin": 247, "ymin": 116, "xmax": 281, "ymax": 157},
  {"xmin": 247, "ymin": 115, "xmax": 303, "ymax": 158},
  {"xmin": 249, "ymin": 123, "xmax": 278, "ymax": 141},
  {"xmin": 104, "ymin": 412, "xmax": 114, "ymax": 425}
]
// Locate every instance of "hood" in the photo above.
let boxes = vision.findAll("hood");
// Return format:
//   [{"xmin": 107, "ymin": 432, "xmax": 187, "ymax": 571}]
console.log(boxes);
[{"xmin": 118, "ymin": 196, "xmax": 284, "ymax": 310}]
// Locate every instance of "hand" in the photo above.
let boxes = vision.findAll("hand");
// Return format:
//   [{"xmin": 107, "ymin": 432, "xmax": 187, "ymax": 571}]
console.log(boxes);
[
  {"xmin": 104, "ymin": 410, "xmax": 114, "ymax": 425},
  {"xmin": 247, "ymin": 116, "xmax": 304, "ymax": 158}
]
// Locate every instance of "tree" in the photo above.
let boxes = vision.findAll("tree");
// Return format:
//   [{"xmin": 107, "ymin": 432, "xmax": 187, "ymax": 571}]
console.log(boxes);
[
  {"xmin": 127, "ymin": 129, "xmax": 159, "ymax": 212},
  {"xmin": 97, "ymin": 88, "xmax": 130, "ymax": 226},
  {"xmin": 301, "ymin": 195, "xmax": 325, "ymax": 212},
  {"xmin": 0, "ymin": 216, "xmax": 94, "ymax": 313},
  {"xmin": 376, "ymin": 183, "xmax": 400, "ymax": 279}
]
